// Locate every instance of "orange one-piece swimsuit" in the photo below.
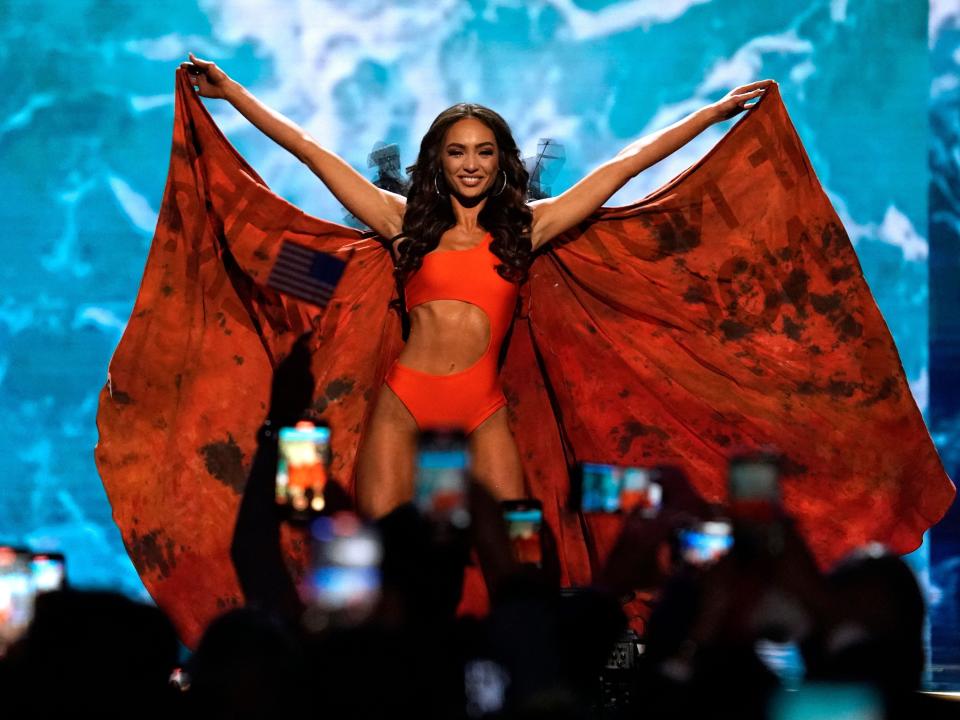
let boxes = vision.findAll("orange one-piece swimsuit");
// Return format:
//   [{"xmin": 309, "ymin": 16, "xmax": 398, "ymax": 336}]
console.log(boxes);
[{"xmin": 384, "ymin": 231, "xmax": 520, "ymax": 435}]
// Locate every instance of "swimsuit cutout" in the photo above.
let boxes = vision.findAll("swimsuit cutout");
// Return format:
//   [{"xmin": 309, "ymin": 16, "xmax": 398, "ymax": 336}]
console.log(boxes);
[{"xmin": 384, "ymin": 231, "xmax": 519, "ymax": 435}]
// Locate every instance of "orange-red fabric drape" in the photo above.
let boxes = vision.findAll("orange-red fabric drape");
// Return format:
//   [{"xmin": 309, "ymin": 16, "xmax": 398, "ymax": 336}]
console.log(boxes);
[{"xmin": 95, "ymin": 68, "xmax": 954, "ymax": 648}]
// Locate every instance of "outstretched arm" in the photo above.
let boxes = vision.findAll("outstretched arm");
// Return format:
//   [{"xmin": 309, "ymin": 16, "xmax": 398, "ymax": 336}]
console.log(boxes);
[
  {"xmin": 182, "ymin": 53, "xmax": 405, "ymax": 244},
  {"xmin": 528, "ymin": 79, "xmax": 776, "ymax": 251}
]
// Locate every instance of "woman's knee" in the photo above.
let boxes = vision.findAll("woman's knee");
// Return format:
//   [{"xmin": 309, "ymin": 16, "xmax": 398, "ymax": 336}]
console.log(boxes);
[
  {"xmin": 469, "ymin": 428, "xmax": 526, "ymax": 499},
  {"xmin": 355, "ymin": 433, "xmax": 414, "ymax": 519},
  {"xmin": 356, "ymin": 480, "xmax": 406, "ymax": 519}
]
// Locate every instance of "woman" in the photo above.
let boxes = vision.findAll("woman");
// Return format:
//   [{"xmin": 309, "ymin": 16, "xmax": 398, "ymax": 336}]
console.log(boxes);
[
  {"xmin": 97, "ymin": 57, "xmax": 952, "ymax": 647},
  {"xmin": 180, "ymin": 52, "xmax": 772, "ymax": 519}
]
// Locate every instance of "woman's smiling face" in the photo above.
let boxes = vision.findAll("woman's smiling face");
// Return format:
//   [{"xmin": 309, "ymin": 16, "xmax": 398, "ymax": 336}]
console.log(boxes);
[{"xmin": 440, "ymin": 117, "xmax": 500, "ymax": 197}]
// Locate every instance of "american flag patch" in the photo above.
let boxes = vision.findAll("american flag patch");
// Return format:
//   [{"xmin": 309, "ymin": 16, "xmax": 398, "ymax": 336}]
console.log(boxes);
[{"xmin": 266, "ymin": 240, "xmax": 349, "ymax": 308}]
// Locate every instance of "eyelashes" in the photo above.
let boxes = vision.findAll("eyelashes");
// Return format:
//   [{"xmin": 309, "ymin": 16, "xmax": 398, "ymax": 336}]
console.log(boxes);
[{"xmin": 447, "ymin": 150, "xmax": 495, "ymax": 157}]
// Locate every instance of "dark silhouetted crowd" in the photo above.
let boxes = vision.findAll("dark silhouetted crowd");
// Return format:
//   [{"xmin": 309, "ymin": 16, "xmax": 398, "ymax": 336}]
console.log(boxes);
[{"xmin": 2, "ymin": 336, "xmax": 955, "ymax": 719}]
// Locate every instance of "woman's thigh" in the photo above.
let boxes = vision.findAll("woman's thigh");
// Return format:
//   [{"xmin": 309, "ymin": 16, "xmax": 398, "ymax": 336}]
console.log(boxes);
[
  {"xmin": 468, "ymin": 407, "xmax": 526, "ymax": 500},
  {"xmin": 355, "ymin": 383, "xmax": 419, "ymax": 518}
]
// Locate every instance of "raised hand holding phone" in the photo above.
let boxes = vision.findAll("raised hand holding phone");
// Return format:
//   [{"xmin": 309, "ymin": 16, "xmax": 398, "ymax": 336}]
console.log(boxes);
[
  {"xmin": 577, "ymin": 462, "xmax": 663, "ymax": 516},
  {"xmin": 594, "ymin": 464, "xmax": 716, "ymax": 596},
  {"xmin": 276, "ymin": 420, "xmax": 331, "ymax": 519},
  {"xmin": 501, "ymin": 500, "xmax": 543, "ymax": 567},
  {"xmin": 414, "ymin": 428, "xmax": 471, "ymax": 530},
  {"xmin": 675, "ymin": 520, "xmax": 734, "ymax": 567}
]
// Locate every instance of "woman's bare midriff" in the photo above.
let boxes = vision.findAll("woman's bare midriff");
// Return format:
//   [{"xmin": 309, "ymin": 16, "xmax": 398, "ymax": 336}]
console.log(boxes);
[
  {"xmin": 395, "ymin": 299, "xmax": 491, "ymax": 374},
  {"xmin": 356, "ymin": 296, "xmax": 523, "ymax": 518}
]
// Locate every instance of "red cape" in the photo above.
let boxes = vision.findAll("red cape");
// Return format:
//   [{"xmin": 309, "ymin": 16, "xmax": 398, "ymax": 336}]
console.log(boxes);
[{"xmin": 95, "ymin": 68, "xmax": 955, "ymax": 648}]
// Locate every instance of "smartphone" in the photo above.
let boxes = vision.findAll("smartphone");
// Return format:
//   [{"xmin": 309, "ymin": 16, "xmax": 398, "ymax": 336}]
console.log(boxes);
[
  {"xmin": 728, "ymin": 453, "xmax": 781, "ymax": 521},
  {"xmin": 30, "ymin": 552, "xmax": 66, "ymax": 593},
  {"xmin": 676, "ymin": 520, "xmax": 733, "ymax": 566},
  {"xmin": 414, "ymin": 428, "xmax": 470, "ymax": 528},
  {"xmin": 770, "ymin": 683, "xmax": 883, "ymax": 720},
  {"xmin": 501, "ymin": 500, "xmax": 543, "ymax": 567},
  {"xmin": 620, "ymin": 467, "xmax": 662, "ymax": 515},
  {"xmin": 302, "ymin": 512, "xmax": 382, "ymax": 630},
  {"xmin": 0, "ymin": 546, "xmax": 35, "ymax": 653},
  {"xmin": 580, "ymin": 462, "xmax": 620, "ymax": 512},
  {"xmin": 578, "ymin": 462, "xmax": 662, "ymax": 515},
  {"xmin": 464, "ymin": 659, "xmax": 509, "ymax": 718},
  {"xmin": 276, "ymin": 421, "xmax": 331, "ymax": 518}
]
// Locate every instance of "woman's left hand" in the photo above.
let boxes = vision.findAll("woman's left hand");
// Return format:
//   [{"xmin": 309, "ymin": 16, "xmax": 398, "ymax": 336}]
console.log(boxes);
[{"xmin": 709, "ymin": 79, "xmax": 777, "ymax": 121}]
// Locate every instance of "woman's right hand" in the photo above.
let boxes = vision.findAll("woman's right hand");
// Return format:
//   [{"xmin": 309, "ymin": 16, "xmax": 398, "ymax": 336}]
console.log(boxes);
[{"xmin": 179, "ymin": 51, "xmax": 232, "ymax": 100}]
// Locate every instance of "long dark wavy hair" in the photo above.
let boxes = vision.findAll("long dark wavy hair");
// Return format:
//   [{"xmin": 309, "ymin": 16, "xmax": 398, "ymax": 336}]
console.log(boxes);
[{"xmin": 390, "ymin": 103, "xmax": 534, "ymax": 287}]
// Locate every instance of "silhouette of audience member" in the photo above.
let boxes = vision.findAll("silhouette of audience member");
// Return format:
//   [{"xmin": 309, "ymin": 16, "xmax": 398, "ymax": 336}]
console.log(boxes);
[
  {"xmin": 803, "ymin": 544, "xmax": 960, "ymax": 719},
  {"xmin": 184, "ymin": 607, "xmax": 306, "ymax": 718},
  {"xmin": 2, "ymin": 589, "xmax": 179, "ymax": 717}
]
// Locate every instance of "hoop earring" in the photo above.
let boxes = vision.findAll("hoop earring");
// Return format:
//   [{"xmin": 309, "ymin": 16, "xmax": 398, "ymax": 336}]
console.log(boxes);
[
  {"xmin": 491, "ymin": 169, "xmax": 507, "ymax": 197},
  {"xmin": 434, "ymin": 171, "xmax": 447, "ymax": 197}
]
